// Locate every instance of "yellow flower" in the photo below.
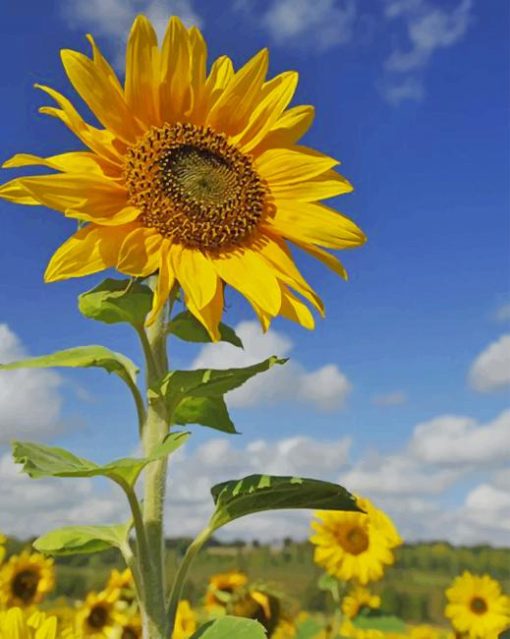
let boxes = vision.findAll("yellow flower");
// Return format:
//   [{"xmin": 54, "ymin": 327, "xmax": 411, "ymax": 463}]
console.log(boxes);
[
  {"xmin": 205, "ymin": 570, "xmax": 248, "ymax": 610},
  {"xmin": 408, "ymin": 626, "xmax": 442, "ymax": 639},
  {"xmin": 0, "ymin": 607, "xmax": 77, "ymax": 639},
  {"xmin": 105, "ymin": 568, "xmax": 136, "ymax": 608},
  {"xmin": 231, "ymin": 589, "xmax": 281, "ymax": 636},
  {"xmin": 339, "ymin": 619, "xmax": 384, "ymax": 639},
  {"xmin": 310, "ymin": 496, "xmax": 402, "ymax": 585},
  {"xmin": 117, "ymin": 613, "xmax": 142, "ymax": 639},
  {"xmin": 444, "ymin": 572, "xmax": 510, "ymax": 639},
  {"xmin": 75, "ymin": 589, "xmax": 125, "ymax": 638},
  {"xmin": 0, "ymin": 15, "xmax": 365, "ymax": 338},
  {"xmin": 172, "ymin": 600, "xmax": 196, "ymax": 639},
  {"xmin": 0, "ymin": 550, "xmax": 55, "ymax": 607},
  {"xmin": 341, "ymin": 586, "xmax": 381, "ymax": 619},
  {"xmin": 272, "ymin": 618, "xmax": 296, "ymax": 639}
]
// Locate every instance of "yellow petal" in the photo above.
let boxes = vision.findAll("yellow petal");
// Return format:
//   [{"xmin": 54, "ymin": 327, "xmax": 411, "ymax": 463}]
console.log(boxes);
[
  {"xmin": 269, "ymin": 169, "xmax": 353, "ymax": 201},
  {"xmin": 125, "ymin": 15, "xmax": 160, "ymax": 126},
  {"xmin": 184, "ymin": 279, "xmax": 224, "ymax": 341},
  {"xmin": 44, "ymin": 223, "xmax": 136, "ymax": 282},
  {"xmin": 170, "ymin": 244, "xmax": 218, "ymax": 309},
  {"xmin": 65, "ymin": 204, "xmax": 140, "ymax": 226},
  {"xmin": 233, "ymin": 71, "xmax": 299, "ymax": 153},
  {"xmin": 160, "ymin": 16, "xmax": 192, "ymax": 122},
  {"xmin": 279, "ymin": 285, "xmax": 315, "ymax": 330},
  {"xmin": 0, "ymin": 179, "xmax": 39, "ymax": 205},
  {"xmin": 187, "ymin": 26, "xmax": 208, "ymax": 123},
  {"xmin": 211, "ymin": 247, "xmax": 281, "ymax": 316},
  {"xmin": 295, "ymin": 240, "xmax": 348, "ymax": 280},
  {"xmin": 2, "ymin": 151, "xmax": 117, "ymax": 177},
  {"xmin": 146, "ymin": 241, "xmax": 176, "ymax": 325},
  {"xmin": 255, "ymin": 105, "xmax": 315, "ymax": 152},
  {"xmin": 207, "ymin": 48, "xmax": 268, "ymax": 136},
  {"xmin": 35, "ymin": 84, "xmax": 124, "ymax": 167},
  {"xmin": 60, "ymin": 48, "xmax": 141, "ymax": 144},
  {"xmin": 204, "ymin": 55, "xmax": 234, "ymax": 108},
  {"xmin": 255, "ymin": 146, "xmax": 338, "ymax": 185},
  {"xmin": 117, "ymin": 225, "xmax": 162, "ymax": 276},
  {"xmin": 266, "ymin": 200, "xmax": 366, "ymax": 249},
  {"xmin": 4, "ymin": 173, "xmax": 128, "ymax": 219}
]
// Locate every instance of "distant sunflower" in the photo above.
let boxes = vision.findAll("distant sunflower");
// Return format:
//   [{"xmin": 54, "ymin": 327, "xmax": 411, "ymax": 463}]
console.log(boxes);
[
  {"xmin": 75, "ymin": 589, "xmax": 124, "ymax": 638},
  {"xmin": 205, "ymin": 570, "xmax": 248, "ymax": 610},
  {"xmin": 0, "ymin": 15, "xmax": 365, "ymax": 338},
  {"xmin": 339, "ymin": 619, "xmax": 384, "ymax": 639},
  {"xmin": 342, "ymin": 586, "xmax": 381, "ymax": 619},
  {"xmin": 0, "ymin": 607, "xmax": 77, "ymax": 639},
  {"xmin": 408, "ymin": 626, "xmax": 442, "ymax": 639},
  {"xmin": 173, "ymin": 600, "xmax": 196, "ymax": 639},
  {"xmin": 118, "ymin": 614, "xmax": 142, "ymax": 639},
  {"xmin": 445, "ymin": 572, "xmax": 510, "ymax": 639},
  {"xmin": 0, "ymin": 550, "xmax": 54, "ymax": 607},
  {"xmin": 231, "ymin": 589, "xmax": 281, "ymax": 636},
  {"xmin": 105, "ymin": 568, "xmax": 136, "ymax": 608},
  {"xmin": 310, "ymin": 496, "xmax": 402, "ymax": 585}
]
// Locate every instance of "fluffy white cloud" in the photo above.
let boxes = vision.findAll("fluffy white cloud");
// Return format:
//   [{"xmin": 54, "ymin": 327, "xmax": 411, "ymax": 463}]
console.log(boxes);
[
  {"xmin": 372, "ymin": 390, "xmax": 407, "ymax": 406},
  {"xmin": 469, "ymin": 334, "xmax": 510, "ymax": 393},
  {"xmin": 0, "ymin": 324, "xmax": 64, "ymax": 443},
  {"xmin": 62, "ymin": 0, "xmax": 202, "ymax": 44},
  {"xmin": 381, "ymin": 0, "xmax": 473, "ymax": 103},
  {"xmin": 192, "ymin": 322, "xmax": 352, "ymax": 411},
  {"xmin": 451, "ymin": 483, "xmax": 510, "ymax": 546}
]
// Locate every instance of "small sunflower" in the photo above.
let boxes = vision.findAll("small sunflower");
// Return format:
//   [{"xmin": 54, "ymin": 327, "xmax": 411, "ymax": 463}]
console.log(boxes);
[
  {"xmin": 339, "ymin": 619, "xmax": 384, "ymax": 639},
  {"xmin": 445, "ymin": 572, "xmax": 510, "ymax": 639},
  {"xmin": 408, "ymin": 626, "xmax": 442, "ymax": 639},
  {"xmin": 118, "ymin": 614, "xmax": 142, "ymax": 639},
  {"xmin": 0, "ymin": 15, "xmax": 365, "ymax": 338},
  {"xmin": 0, "ymin": 550, "xmax": 55, "ymax": 607},
  {"xmin": 231, "ymin": 589, "xmax": 281, "ymax": 636},
  {"xmin": 172, "ymin": 600, "xmax": 196, "ymax": 639},
  {"xmin": 205, "ymin": 570, "xmax": 248, "ymax": 611},
  {"xmin": 75, "ymin": 589, "xmax": 125, "ymax": 638},
  {"xmin": 105, "ymin": 568, "xmax": 136, "ymax": 608},
  {"xmin": 0, "ymin": 607, "xmax": 77, "ymax": 639},
  {"xmin": 341, "ymin": 586, "xmax": 381, "ymax": 619},
  {"xmin": 271, "ymin": 618, "xmax": 296, "ymax": 639},
  {"xmin": 310, "ymin": 496, "xmax": 402, "ymax": 585}
]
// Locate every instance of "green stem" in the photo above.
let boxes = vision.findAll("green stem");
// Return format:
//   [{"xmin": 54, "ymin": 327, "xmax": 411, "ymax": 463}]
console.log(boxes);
[
  {"xmin": 166, "ymin": 527, "xmax": 212, "ymax": 633},
  {"xmin": 125, "ymin": 374, "xmax": 147, "ymax": 436}
]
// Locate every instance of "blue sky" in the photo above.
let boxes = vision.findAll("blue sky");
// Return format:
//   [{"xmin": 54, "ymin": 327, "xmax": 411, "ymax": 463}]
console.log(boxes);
[{"xmin": 0, "ymin": 0, "xmax": 509, "ymax": 545}]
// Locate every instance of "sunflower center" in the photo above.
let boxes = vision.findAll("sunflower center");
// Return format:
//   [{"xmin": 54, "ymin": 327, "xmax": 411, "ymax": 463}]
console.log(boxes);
[
  {"xmin": 87, "ymin": 605, "xmax": 109, "ymax": 629},
  {"xmin": 124, "ymin": 123, "xmax": 268, "ymax": 250},
  {"xmin": 122, "ymin": 627, "xmax": 139, "ymax": 639},
  {"xmin": 11, "ymin": 569, "xmax": 39, "ymax": 602},
  {"xmin": 470, "ymin": 596, "xmax": 488, "ymax": 615},
  {"xmin": 337, "ymin": 525, "xmax": 370, "ymax": 556}
]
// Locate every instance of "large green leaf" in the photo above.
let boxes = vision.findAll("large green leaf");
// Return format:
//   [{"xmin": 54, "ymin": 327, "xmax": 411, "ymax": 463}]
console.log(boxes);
[
  {"xmin": 168, "ymin": 311, "xmax": 243, "ymax": 348},
  {"xmin": 34, "ymin": 522, "xmax": 131, "ymax": 556},
  {"xmin": 78, "ymin": 278, "xmax": 153, "ymax": 327},
  {"xmin": 159, "ymin": 356, "xmax": 286, "ymax": 412},
  {"xmin": 0, "ymin": 345, "xmax": 138, "ymax": 386},
  {"xmin": 174, "ymin": 396, "xmax": 237, "ymax": 434},
  {"xmin": 13, "ymin": 432, "xmax": 189, "ymax": 488},
  {"xmin": 190, "ymin": 617, "xmax": 267, "ymax": 639},
  {"xmin": 209, "ymin": 475, "xmax": 360, "ymax": 530}
]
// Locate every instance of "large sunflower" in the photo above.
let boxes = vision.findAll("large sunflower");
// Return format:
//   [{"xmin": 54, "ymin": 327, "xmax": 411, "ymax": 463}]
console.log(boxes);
[
  {"xmin": 444, "ymin": 572, "xmax": 510, "ymax": 639},
  {"xmin": 0, "ymin": 550, "xmax": 55, "ymax": 607},
  {"xmin": 310, "ymin": 496, "xmax": 402, "ymax": 585},
  {"xmin": 75, "ymin": 589, "xmax": 125, "ymax": 638},
  {"xmin": 0, "ymin": 15, "xmax": 365, "ymax": 337}
]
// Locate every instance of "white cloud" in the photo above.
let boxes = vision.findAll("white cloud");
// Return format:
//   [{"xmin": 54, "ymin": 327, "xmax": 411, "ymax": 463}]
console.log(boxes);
[
  {"xmin": 260, "ymin": 0, "xmax": 357, "ymax": 51},
  {"xmin": 192, "ymin": 321, "xmax": 352, "ymax": 411},
  {"xmin": 451, "ymin": 483, "xmax": 510, "ymax": 546},
  {"xmin": 409, "ymin": 410, "xmax": 510, "ymax": 467},
  {"xmin": 381, "ymin": 0, "xmax": 473, "ymax": 103},
  {"xmin": 372, "ymin": 390, "xmax": 407, "ymax": 406},
  {"xmin": 62, "ymin": 0, "xmax": 202, "ymax": 46},
  {"xmin": 0, "ymin": 324, "xmax": 63, "ymax": 443},
  {"xmin": 468, "ymin": 334, "xmax": 510, "ymax": 393}
]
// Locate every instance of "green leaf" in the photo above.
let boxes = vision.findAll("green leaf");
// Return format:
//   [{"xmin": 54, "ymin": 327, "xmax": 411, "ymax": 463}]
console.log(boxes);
[
  {"xmin": 78, "ymin": 278, "xmax": 153, "ymax": 327},
  {"xmin": 353, "ymin": 616, "xmax": 406, "ymax": 633},
  {"xmin": 34, "ymin": 522, "xmax": 131, "ymax": 556},
  {"xmin": 13, "ymin": 432, "xmax": 189, "ymax": 488},
  {"xmin": 190, "ymin": 617, "xmax": 267, "ymax": 639},
  {"xmin": 318, "ymin": 573, "xmax": 339, "ymax": 593},
  {"xmin": 168, "ymin": 311, "xmax": 243, "ymax": 348},
  {"xmin": 173, "ymin": 396, "xmax": 237, "ymax": 434},
  {"xmin": 295, "ymin": 618, "xmax": 323, "ymax": 639},
  {"xmin": 159, "ymin": 356, "xmax": 286, "ymax": 412},
  {"xmin": 0, "ymin": 345, "xmax": 138, "ymax": 387},
  {"xmin": 209, "ymin": 474, "xmax": 360, "ymax": 531}
]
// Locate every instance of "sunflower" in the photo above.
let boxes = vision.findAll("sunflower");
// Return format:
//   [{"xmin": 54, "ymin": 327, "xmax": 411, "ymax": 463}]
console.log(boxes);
[
  {"xmin": 118, "ymin": 613, "xmax": 142, "ymax": 639},
  {"xmin": 444, "ymin": 572, "xmax": 510, "ymax": 639},
  {"xmin": 341, "ymin": 586, "xmax": 381, "ymax": 619},
  {"xmin": 271, "ymin": 618, "xmax": 296, "ymax": 639},
  {"xmin": 205, "ymin": 570, "xmax": 248, "ymax": 610},
  {"xmin": 310, "ymin": 496, "xmax": 402, "ymax": 585},
  {"xmin": 231, "ymin": 589, "xmax": 281, "ymax": 636},
  {"xmin": 339, "ymin": 619, "xmax": 384, "ymax": 639},
  {"xmin": 105, "ymin": 568, "xmax": 136, "ymax": 608},
  {"xmin": 0, "ymin": 607, "xmax": 77, "ymax": 639},
  {"xmin": 408, "ymin": 626, "xmax": 442, "ymax": 639},
  {"xmin": 0, "ymin": 15, "xmax": 365, "ymax": 338},
  {"xmin": 75, "ymin": 589, "xmax": 125, "ymax": 638},
  {"xmin": 0, "ymin": 550, "xmax": 55, "ymax": 607},
  {"xmin": 172, "ymin": 600, "xmax": 196, "ymax": 639}
]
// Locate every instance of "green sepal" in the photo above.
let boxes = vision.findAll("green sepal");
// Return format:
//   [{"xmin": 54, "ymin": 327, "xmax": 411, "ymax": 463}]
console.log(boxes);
[
  {"xmin": 0, "ymin": 345, "xmax": 138, "ymax": 387},
  {"xmin": 190, "ymin": 617, "xmax": 267, "ymax": 638},
  {"xmin": 78, "ymin": 278, "xmax": 153, "ymax": 327},
  {"xmin": 208, "ymin": 474, "xmax": 360, "ymax": 531},
  {"xmin": 34, "ymin": 521, "xmax": 132, "ymax": 556},
  {"xmin": 174, "ymin": 396, "xmax": 238, "ymax": 434},
  {"xmin": 168, "ymin": 311, "xmax": 243, "ymax": 348},
  {"xmin": 12, "ymin": 432, "xmax": 189, "ymax": 488}
]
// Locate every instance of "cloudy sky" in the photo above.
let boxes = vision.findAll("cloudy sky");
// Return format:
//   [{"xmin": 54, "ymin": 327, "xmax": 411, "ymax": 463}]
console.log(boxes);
[{"xmin": 0, "ymin": 0, "xmax": 509, "ymax": 547}]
